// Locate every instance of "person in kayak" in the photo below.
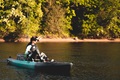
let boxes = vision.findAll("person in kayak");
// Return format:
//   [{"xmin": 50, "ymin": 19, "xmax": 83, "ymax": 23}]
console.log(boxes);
[{"xmin": 24, "ymin": 36, "xmax": 48, "ymax": 62}]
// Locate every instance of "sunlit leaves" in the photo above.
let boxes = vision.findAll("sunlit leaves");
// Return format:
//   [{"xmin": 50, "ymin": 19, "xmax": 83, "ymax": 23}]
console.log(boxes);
[
  {"xmin": 0, "ymin": 0, "xmax": 120, "ymax": 40},
  {"xmin": 0, "ymin": 0, "xmax": 43, "ymax": 38},
  {"xmin": 42, "ymin": 0, "xmax": 73, "ymax": 38},
  {"xmin": 71, "ymin": 0, "xmax": 120, "ymax": 38}
]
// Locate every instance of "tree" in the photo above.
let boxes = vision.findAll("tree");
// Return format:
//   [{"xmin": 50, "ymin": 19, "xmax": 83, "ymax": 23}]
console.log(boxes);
[
  {"xmin": 70, "ymin": 0, "xmax": 120, "ymax": 38},
  {"xmin": 41, "ymin": 0, "xmax": 74, "ymax": 38},
  {"xmin": 0, "ymin": 0, "xmax": 43, "ymax": 41}
]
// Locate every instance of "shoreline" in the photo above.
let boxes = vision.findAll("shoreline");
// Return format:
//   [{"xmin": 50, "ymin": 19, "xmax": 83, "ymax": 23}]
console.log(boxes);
[
  {"xmin": 1, "ymin": 38, "xmax": 120, "ymax": 42},
  {"xmin": 39, "ymin": 38, "xmax": 120, "ymax": 42}
]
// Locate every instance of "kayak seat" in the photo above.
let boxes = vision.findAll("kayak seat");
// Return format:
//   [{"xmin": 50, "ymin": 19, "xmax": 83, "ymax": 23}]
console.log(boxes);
[{"xmin": 17, "ymin": 54, "xmax": 26, "ymax": 61}]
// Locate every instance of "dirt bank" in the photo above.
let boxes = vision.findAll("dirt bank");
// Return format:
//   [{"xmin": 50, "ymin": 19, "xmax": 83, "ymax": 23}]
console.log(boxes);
[{"xmin": 1, "ymin": 38, "xmax": 120, "ymax": 42}]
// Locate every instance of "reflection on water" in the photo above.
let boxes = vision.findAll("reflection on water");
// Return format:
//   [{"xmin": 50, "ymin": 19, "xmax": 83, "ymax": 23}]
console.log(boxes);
[{"xmin": 0, "ymin": 42, "xmax": 120, "ymax": 80}]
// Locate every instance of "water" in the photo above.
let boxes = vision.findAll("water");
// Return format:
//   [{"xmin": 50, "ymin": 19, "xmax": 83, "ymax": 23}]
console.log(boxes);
[{"xmin": 0, "ymin": 42, "xmax": 120, "ymax": 80}]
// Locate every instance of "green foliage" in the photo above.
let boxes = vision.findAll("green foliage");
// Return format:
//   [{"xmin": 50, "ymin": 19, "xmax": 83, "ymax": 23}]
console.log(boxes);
[
  {"xmin": 41, "ymin": 0, "xmax": 74, "ymax": 38},
  {"xmin": 0, "ymin": 0, "xmax": 43, "ymax": 39},
  {"xmin": 107, "ymin": 17, "xmax": 120, "ymax": 38},
  {"xmin": 71, "ymin": 0, "xmax": 120, "ymax": 39},
  {"xmin": 0, "ymin": 0, "xmax": 120, "ymax": 41}
]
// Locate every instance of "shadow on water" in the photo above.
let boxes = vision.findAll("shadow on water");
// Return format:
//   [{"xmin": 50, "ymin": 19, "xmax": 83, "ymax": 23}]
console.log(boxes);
[
  {"xmin": 6, "ymin": 64, "xmax": 72, "ymax": 80},
  {"xmin": 35, "ymin": 69, "xmax": 71, "ymax": 76}
]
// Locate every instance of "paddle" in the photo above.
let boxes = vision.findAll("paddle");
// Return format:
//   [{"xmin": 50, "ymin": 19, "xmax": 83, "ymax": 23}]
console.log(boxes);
[{"xmin": 38, "ymin": 52, "xmax": 54, "ymax": 62}]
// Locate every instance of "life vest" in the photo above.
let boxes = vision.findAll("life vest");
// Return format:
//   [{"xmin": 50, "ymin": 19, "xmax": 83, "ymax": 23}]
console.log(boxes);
[{"xmin": 30, "ymin": 45, "xmax": 37, "ymax": 53}]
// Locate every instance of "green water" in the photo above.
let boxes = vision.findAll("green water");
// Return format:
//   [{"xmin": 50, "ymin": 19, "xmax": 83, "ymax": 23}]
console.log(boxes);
[{"xmin": 0, "ymin": 42, "xmax": 120, "ymax": 80}]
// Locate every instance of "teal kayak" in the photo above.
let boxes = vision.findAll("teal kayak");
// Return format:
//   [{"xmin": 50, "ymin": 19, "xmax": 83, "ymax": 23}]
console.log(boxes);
[
  {"xmin": 7, "ymin": 58, "xmax": 36, "ymax": 69},
  {"xmin": 7, "ymin": 57, "xmax": 73, "ymax": 74}
]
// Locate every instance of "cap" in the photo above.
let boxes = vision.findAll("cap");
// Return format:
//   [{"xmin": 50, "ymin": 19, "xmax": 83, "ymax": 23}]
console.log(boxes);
[{"xmin": 30, "ymin": 36, "xmax": 39, "ymax": 42}]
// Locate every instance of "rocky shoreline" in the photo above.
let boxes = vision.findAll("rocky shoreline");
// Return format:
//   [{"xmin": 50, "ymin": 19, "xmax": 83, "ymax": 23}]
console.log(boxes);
[
  {"xmin": 38, "ymin": 38, "xmax": 120, "ymax": 42},
  {"xmin": 1, "ymin": 38, "xmax": 120, "ymax": 42}
]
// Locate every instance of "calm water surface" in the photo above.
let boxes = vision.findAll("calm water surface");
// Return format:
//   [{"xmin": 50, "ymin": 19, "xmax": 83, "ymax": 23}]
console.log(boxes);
[{"xmin": 0, "ymin": 42, "xmax": 120, "ymax": 80}]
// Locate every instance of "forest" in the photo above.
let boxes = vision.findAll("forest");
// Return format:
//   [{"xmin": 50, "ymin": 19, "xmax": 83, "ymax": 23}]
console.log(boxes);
[{"xmin": 0, "ymin": 0, "xmax": 120, "ymax": 42}]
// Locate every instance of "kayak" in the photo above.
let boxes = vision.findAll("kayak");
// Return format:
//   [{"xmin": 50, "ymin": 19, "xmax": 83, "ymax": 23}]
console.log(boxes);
[{"xmin": 7, "ymin": 56, "xmax": 73, "ymax": 74}]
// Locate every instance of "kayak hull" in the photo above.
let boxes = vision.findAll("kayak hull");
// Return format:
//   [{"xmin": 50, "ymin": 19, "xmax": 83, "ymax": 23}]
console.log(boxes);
[
  {"xmin": 7, "ymin": 58, "xmax": 73, "ymax": 74},
  {"xmin": 7, "ymin": 58, "xmax": 36, "ymax": 69}
]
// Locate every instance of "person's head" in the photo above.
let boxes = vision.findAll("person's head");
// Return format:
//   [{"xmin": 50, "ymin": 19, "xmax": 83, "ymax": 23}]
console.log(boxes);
[{"xmin": 30, "ymin": 36, "xmax": 39, "ymax": 44}]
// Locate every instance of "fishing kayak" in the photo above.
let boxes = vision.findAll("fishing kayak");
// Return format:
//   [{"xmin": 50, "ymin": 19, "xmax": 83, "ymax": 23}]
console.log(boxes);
[{"xmin": 7, "ymin": 56, "xmax": 73, "ymax": 74}]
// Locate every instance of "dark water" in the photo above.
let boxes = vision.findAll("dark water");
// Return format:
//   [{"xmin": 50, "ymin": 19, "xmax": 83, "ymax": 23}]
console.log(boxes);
[{"xmin": 0, "ymin": 42, "xmax": 120, "ymax": 80}]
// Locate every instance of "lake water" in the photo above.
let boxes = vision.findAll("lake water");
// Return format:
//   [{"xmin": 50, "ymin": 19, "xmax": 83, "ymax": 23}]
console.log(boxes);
[{"xmin": 0, "ymin": 42, "xmax": 120, "ymax": 80}]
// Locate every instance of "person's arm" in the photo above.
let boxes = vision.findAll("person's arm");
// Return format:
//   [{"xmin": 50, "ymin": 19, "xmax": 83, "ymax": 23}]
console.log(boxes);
[
  {"xmin": 36, "ymin": 46, "xmax": 41, "ymax": 55},
  {"xmin": 25, "ymin": 45, "xmax": 32, "ymax": 55}
]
